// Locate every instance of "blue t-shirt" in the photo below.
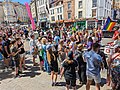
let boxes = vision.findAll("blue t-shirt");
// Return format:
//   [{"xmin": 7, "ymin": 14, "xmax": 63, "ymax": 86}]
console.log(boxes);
[
  {"xmin": 83, "ymin": 50, "xmax": 102, "ymax": 76},
  {"xmin": 86, "ymin": 41, "xmax": 93, "ymax": 50},
  {"xmin": 54, "ymin": 36, "xmax": 60, "ymax": 45}
]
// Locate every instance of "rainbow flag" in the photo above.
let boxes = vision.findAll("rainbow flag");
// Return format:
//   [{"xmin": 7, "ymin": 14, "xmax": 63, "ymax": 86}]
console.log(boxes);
[{"xmin": 103, "ymin": 17, "xmax": 116, "ymax": 31}]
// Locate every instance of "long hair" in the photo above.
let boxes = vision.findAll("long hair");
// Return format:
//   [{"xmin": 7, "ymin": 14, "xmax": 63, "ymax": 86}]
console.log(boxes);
[{"xmin": 47, "ymin": 48, "xmax": 56, "ymax": 64}]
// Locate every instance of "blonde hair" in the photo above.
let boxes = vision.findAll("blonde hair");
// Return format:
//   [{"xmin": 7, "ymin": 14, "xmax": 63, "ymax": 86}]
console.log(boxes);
[{"xmin": 41, "ymin": 38, "xmax": 46, "ymax": 44}]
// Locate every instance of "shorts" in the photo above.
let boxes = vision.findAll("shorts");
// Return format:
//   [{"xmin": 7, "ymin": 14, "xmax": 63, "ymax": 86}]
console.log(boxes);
[
  {"xmin": 20, "ymin": 53, "xmax": 25, "ymax": 58},
  {"xmin": 65, "ymin": 79, "xmax": 76, "ymax": 87},
  {"xmin": 3, "ymin": 54, "xmax": 10, "ymax": 59},
  {"xmin": 87, "ymin": 74, "xmax": 101, "ymax": 84},
  {"xmin": 39, "ymin": 55, "xmax": 43, "ymax": 62}
]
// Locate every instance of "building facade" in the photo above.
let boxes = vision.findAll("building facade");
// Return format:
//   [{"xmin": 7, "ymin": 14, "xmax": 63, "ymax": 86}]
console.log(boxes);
[
  {"xmin": 113, "ymin": 0, "xmax": 120, "ymax": 9},
  {"xmin": 112, "ymin": 0, "xmax": 120, "ymax": 19},
  {"xmin": 0, "ymin": 2, "xmax": 4, "ymax": 23},
  {"xmin": 75, "ymin": 0, "xmax": 112, "ymax": 29},
  {"xmin": 0, "ymin": 0, "xmax": 29, "ymax": 23},
  {"xmin": 36, "ymin": 0, "xmax": 49, "ymax": 28},
  {"xmin": 63, "ymin": 0, "xmax": 75, "ymax": 22},
  {"xmin": 3, "ymin": 0, "xmax": 17, "ymax": 23},
  {"xmin": 30, "ymin": 0, "xmax": 37, "ymax": 22},
  {"xmin": 14, "ymin": 2, "xmax": 29, "ymax": 22},
  {"xmin": 49, "ymin": 0, "xmax": 64, "ymax": 24}
]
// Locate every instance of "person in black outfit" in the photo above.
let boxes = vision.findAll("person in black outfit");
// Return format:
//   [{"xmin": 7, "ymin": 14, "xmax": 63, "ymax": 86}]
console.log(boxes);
[
  {"xmin": 60, "ymin": 51, "xmax": 78, "ymax": 90},
  {"xmin": 74, "ymin": 44, "xmax": 87, "ymax": 85},
  {"xmin": 98, "ymin": 50, "xmax": 108, "ymax": 69},
  {"xmin": 46, "ymin": 45, "xmax": 58, "ymax": 86},
  {"xmin": 12, "ymin": 40, "xmax": 21, "ymax": 77},
  {"xmin": 17, "ymin": 38, "xmax": 27, "ymax": 72},
  {"xmin": 2, "ymin": 35, "xmax": 11, "ymax": 68}
]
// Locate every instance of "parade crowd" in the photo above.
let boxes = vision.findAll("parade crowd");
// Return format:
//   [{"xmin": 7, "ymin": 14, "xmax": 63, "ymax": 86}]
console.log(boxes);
[{"xmin": 0, "ymin": 25, "xmax": 120, "ymax": 90}]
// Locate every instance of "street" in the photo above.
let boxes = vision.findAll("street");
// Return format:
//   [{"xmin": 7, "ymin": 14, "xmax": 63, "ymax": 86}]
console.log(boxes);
[{"xmin": 0, "ymin": 38, "xmax": 112, "ymax": 90}]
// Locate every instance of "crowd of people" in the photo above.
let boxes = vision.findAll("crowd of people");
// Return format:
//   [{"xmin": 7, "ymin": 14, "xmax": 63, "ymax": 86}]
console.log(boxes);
[{"xmin": 0, "ymin": 24, "xmax": 120, "ymax": 90}]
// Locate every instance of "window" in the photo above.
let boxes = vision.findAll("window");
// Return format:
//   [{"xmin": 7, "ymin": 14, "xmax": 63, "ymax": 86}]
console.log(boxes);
[
  {"xmin": 58, "ymin": 15, "xmax": 60, "ymax": 20},
  {"xmin": 60, "ymin": 15, "xmax": 62, "ymax": 20},
  {"xmin": 78, "ymin": 1, "xmax": 82, "ymax": 9},
  {"xmin": 68, "ymin": 1, "xmax": 71, "ymax": 9},
  {"xmin": 51, "ymin": 10, "xmax": 54, "ymax": 15},
  {"xmin": 60, "ymin": 7, "xmax": 62, "ymax": 13},
  {"xmin": 68, "ymin": 12, "xmax": 71, "ymax": 19},
  {"xmin": 104, "ymin": 9, "xmax": 106, "ymax": 17},
  {"xmin": 105, "ymin": 0, "xmax": 107, "ymax": 7},
  {"xmin": 92, "ymin": 9, "xmax": 96, "ymax": 17},
  {"xmin": 92, "ymin": 0, "xmax": 97, "ymax": 7},
  {"xmin": 58, "ymin": 15, "xmax": 62, "ymax": 20},
  {"xmin": 57, "ymin": 8, "xmax": 59, "ymax": 13},
  {"xmin": 78, "ymin": 11, "xmax": 82, "ymax": 18},
  {"xmin": 51, "ymin": 16, "xmax": 55, "ymax": 21}
]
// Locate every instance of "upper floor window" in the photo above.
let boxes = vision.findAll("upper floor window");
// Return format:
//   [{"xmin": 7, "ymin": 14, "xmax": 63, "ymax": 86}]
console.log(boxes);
[
  {"xmin": 92, "ymin": 0, "xmax": 97, "ymax": 7},
  {"xmin": 78, "ymin": 1, "xmax": 82, "ymax": 9},
  {"xmin": 60, "ymin": 7, "xmax": 62, "ymax": 13},
  {"xmin": 68, "ymin": 1, "xmax": 71, "ymax": 9},
  {"xmin": 50, "ymin": 9, "xmax": 54, "ymax": 15},
  {"xmin": 78, "ymin": 11, "xmax": 82, "ymax": 18}
]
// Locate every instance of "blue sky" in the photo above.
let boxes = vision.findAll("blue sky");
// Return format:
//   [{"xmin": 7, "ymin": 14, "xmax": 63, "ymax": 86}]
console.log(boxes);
[
  {"xmin": 12, "ymin": 0, "xmax": 30, "ymax": 4},
  {"xmin": 0, "ymin": 0, "xmax": 31, "ymax": 4}
]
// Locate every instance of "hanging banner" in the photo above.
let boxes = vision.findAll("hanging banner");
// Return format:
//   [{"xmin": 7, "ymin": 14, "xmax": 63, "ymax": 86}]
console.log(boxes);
[{"xmin": 25, "ymin": 3, "xmax": 36, "ymax": 30}]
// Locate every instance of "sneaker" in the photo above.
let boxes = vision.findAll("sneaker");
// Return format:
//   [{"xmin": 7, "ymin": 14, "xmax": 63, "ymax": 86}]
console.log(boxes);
[
  {"xmin": 48, "ymin": 73, "xmax": 51, "ymax": 75},
  {"xmin": 33, "ymin": 63, "xmax": 38, "ymax": 66},
  {"xmin": 23, "ymin": 66, "xmax": 27, "ymax": 70},
  {"xmin": 4, "ymin": 67, "xmax": 8, "ymax": 72},
  {"xmin": 18, "ymin": 70, "xmax": 22, "ymax": 74},
  {"xmin": 54, "ymin": 82, "xmax": 58, "ymax": 86},
  {"xmin": 14, "ymin": 74, "xmax": 20, "ymax": 78},
  {"xmin": 52, "ymin": 82, "xmax": 54, "ymax": 86}
]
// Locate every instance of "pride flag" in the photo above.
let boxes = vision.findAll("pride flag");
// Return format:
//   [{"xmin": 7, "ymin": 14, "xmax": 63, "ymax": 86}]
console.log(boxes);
[{"xmin": 103, "ymin": 17, "xmax": 116, "ymax": 31}]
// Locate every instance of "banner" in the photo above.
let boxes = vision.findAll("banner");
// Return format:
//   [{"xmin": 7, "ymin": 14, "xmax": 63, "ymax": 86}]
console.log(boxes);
[
  {"xmin": 103, "ymin": 16, "xmax": 116, "ymax": 31},
  {"xmin": 25, "ymin": 3, "xmax": 36, "ymax": 30}
]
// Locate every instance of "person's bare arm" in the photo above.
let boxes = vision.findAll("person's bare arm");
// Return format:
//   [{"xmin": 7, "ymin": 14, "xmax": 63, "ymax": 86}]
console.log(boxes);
[
  {"xmin": 46, "ymin": 51, "xmax": 51, "ymax": 64},
  {"xmin": 12, "ymin": 50, "xmax": 20, "ymax": 56}
]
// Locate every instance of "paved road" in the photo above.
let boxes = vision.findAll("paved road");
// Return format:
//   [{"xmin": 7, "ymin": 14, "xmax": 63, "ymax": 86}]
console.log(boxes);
[{"xmin": 0, "ymin": 38, "xmax": 112, "ymax": 90}]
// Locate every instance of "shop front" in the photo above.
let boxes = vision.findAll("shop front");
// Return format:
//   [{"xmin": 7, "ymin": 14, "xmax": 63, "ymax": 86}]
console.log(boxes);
[
  {"xmin": 76, "ymin": 21, "xmax": 86, "ymax": 30},
  {"xmin": 64, "ymin": 20, "xmax": 75, "ymax": 28},
  {"xmin": 39, "ymin": 18, "xmax": 47, "ymax": 28}
]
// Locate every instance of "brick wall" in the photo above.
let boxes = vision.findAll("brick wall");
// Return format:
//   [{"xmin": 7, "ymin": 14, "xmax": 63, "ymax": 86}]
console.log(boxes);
[{"xmin": 63, "ymin": 0, "xmax": 75, "ymax": 21}]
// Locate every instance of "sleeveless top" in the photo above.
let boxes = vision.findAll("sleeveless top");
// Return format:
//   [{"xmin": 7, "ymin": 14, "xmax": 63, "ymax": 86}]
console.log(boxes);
[{"xmin": 18, "ymin": 42, "xmax": 25, "ymax": 54}]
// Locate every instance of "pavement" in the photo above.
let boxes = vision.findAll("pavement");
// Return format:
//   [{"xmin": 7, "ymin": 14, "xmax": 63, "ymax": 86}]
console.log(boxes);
[{"xmin": 0, "ymin": 38, "xmax": 113, "ymax": 90}]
